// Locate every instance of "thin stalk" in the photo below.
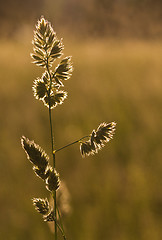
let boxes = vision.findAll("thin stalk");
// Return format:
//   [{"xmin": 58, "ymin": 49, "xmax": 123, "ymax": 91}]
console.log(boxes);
[
  {"xmin": 56, "ymin": 206, "xmax": 66, "ymax": 238},
  {"xmin": 55, "ymin": 135, "xmax": 90, "ymax": 153},
  {"xmin": 54, "ymin": 219, "xmax": 67, "ymax": 240},
  {"xmin": 46, "ymin": 58, "xmax": 57, "ymax": 240},
  {"xmin": 48, "ymin": 106, "xmax": 55, "ymax": 167},
  {"xmin": 48, "ymin": 107, "xmax": 57, "ymax": 239}
]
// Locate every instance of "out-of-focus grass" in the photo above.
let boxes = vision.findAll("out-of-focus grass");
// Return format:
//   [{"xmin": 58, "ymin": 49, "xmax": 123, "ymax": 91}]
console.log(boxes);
[{"xmin": 0, "ymin": 39, "xmax": 161, "ymax": 240}]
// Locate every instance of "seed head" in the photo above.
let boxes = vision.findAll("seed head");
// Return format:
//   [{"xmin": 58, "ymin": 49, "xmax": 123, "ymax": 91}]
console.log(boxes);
[
  {"xmin": 46, "ymin": 168, "xmax": 60, "ymax": 192},
  {"xmin": 43, "ymin": 210, "xmax": 55, "ymax": 222},
  {"xmin": 33, "ymin": 166, "xmax": 51, "ymax": 180},
  {"xmin": 43, "ymin": 90, "xmax": 67, "ymax": 109},
  {"xmin": 80, "ymin": 122, "xmax": 116, "ymax": 157},
  {"xmin": 33, "ymin": 78, "xmax": 47, "ymax": 100},
  {"xmin": 21, "ymin": 136, "xmax": 50, "ymax": 180},
  {"xmin": 21, "ymin": 136, "xmax": 49, "ymax": 169},
  {"xmin": 31, "ymin": 16, "xmax": 63, "ymax": 67},
  {"xmin": 54, "ymin": 57, "xmax": 73, "ymax": 83},
  {"xmin": 32, "ymin": 198, "xmax": 50, "ymax": 215}
]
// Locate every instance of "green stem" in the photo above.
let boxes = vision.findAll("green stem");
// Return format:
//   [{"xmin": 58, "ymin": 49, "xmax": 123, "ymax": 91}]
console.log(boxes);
[
  {"xmin": 56, "ymin": 206, "xmax": 66, "ymax": 238},
  {"xmin": 48, "ymin": 101, "xmax": 57, "ymax": 240},
  {"xmin": 48, "ymin": 107, "xmax": 55, "ymax": 166},
  {"xmin": 54, "ymin": 219, "xmax": 67, "ymax": 240},
  {"xmin": 55, "ymin": 135, "xmax": 90, "ymax": 153},
  {"xmin": 46, "ymin": 58, "xmax": 57, "ymax": 240}
]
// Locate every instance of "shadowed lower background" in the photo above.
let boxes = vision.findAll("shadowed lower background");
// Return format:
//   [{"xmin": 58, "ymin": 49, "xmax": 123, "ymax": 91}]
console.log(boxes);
[{"xmin": 0, "ymin": 1, "xmax": 162, "ymax": 240}]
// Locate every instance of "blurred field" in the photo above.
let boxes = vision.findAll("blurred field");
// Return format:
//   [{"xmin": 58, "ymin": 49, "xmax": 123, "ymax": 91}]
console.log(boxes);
[{"xmin": 0, "ymin": 38, "xmax": 162, "ymax": 240}]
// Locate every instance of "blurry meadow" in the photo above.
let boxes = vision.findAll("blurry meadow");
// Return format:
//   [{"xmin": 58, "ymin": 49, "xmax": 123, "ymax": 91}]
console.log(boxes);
[{"xmin": 0, "ymin": 1, "xmax": 162, "ymax": 240}]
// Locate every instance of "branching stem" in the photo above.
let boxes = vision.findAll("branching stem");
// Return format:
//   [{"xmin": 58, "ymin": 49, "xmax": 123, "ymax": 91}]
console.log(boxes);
[
  {"xmin": 54, "ymin": 219, "xmax": 67, "ymax": 240},
  {"xmin": 56, "ymin": 206, "xmax": 66, "ymax": 239},
  {"xmin": 55, "ymin": 135, "xmax": 90, "ymax": 153}
]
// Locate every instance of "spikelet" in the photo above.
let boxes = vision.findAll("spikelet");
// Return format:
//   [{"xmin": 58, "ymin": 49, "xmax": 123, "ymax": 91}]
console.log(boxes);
[
  {"xmin": 46, "ymin": 167, "xmax": 60, "ymax": 192},
  {"xmin": 32, "ymin": 198, "xmax": 56, "ymax": 222},
  {"xmin": 54, "ymin": 57, "xmax": 73, "ymax": 84},
  {"xmin": 33, "ymin": 165, "xmax": 50, "ymax": 180},
  {"xmin": 94, "ymin": 122, "xmax": 116, "ymax": 148},
  {"xmin": 43, "ymin": 90, "xmax": 67, "ymax": 109},
  {"xmin": 32, "ymin": 198, "xmax": 50, "ymax": 215},
  {"xmin": 43, "ymin": 210, "xmax": 55, "ymax": 222},
  {"xmin": 21, "ymin": 136, "xmax": 49, "ymax": 170},
  {"xmin": 80, "ymin": 122, "xmax": 116, "ymax": 157},
  {"xmin": 33, "ymin": 77, "xmax": 47, "ymax": 100},
  {"xmin": 80, "ymin": 141, "xmax": 95, "ymax": 157},
  {"xmin": 31, "ymin": 16, "xmax": 63, "ymax": 67}
]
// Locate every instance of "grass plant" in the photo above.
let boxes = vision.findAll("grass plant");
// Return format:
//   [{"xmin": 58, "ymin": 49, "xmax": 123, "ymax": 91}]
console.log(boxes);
[{"xmin": 21, "ymin": 17, "xmax": 116, "ymax": 240}]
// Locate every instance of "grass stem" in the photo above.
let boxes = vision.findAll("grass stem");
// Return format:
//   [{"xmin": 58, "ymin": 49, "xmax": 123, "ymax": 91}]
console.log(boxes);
[
  {"xmin": 48, "ymin": 105, "xmax": 57, "ymax": 240},
  {"xmin": 46, "ymin": 59, "xmax": 57, "ymax": 240},
  {"xmin": 55, "ymin": 135, "xmax": 89, "ymax": 153}
]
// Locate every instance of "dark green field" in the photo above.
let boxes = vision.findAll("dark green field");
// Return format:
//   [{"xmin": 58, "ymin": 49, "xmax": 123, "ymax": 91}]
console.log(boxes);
[{"xmin": 0, "ymin": 39, "xmax": 161, "ymax": 240}]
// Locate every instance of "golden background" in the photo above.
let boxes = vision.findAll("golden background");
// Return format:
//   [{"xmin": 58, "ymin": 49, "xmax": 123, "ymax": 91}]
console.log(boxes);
[{"xmin": 0, "ymin": 1, "xmax": 161, "ymax": 239}]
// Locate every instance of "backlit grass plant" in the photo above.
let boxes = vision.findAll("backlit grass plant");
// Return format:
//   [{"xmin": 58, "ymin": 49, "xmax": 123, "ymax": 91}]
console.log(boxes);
[{"xmin": 21, "ymin": 17, "xmax": 116, "ymax": 240}]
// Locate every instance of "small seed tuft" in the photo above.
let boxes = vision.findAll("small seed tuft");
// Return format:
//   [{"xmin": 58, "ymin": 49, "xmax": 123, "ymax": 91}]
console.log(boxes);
[
  {"xmin": 32, "ymin": 198, "xmax": 50, "ymax": 215},
  {"xmin": 21, "ymin": 136, "xmax": 50, "ymax": 180},
  {"xmin": 43, "ymin": 210, "xmax": 55, "ymax": 222},
  {"xmin": 46, "ymin": 168, "xmax": 60, "ymax": 192},
  {"xmin": 80, "ymin": 122, "xmax": 116, "ymax": 157}
]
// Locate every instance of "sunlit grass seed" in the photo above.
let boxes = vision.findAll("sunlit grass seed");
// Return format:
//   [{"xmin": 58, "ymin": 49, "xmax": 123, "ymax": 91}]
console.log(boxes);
[
  {"xmin": 50, "ymin": 39, "xmax": 64, "ymax": 59},
  {"xmin": 46, "ymin": 168, "xmax": 60, "ymax": 192},
  {"xmin": 54, "ymin": 57, "xmax": 73, "ymax": 81},
  {"xmin": 21, "ymin": 136, "xmax": 49, "ymax": 170},
  {"xmin": 43, "ymin": 210, "xmax": 55, "ymax": 222},
  {"xmin": 80, "ymin": 122, "xmax": 116, "ymax": 157},
  {"xmin": 33, "ymin": 166, "xmax": 50, "ymax": 180},
  {"xmin": 33, "ymin": 198, "xmax": 50, "ymax": 215},
  {"xmin": 43, "ymin": 90, "xmax": 67, "ymax": 109},
  {"xmin": 33, "ymin": 78, "xmax": 47, "ymax": 99},
  {"xmin": 32, "ymin": 16, "xmax": 64, "ymax": 69},
  {"xmin": 80, "ymin": 141, "xmax": 95, "ymax": 157}
]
